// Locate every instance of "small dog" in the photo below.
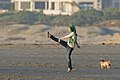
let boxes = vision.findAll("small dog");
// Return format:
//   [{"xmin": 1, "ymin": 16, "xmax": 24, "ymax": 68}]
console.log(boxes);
[{"xmin": 99, "ymin": 60, "xmax": 112, "ymax": 69}]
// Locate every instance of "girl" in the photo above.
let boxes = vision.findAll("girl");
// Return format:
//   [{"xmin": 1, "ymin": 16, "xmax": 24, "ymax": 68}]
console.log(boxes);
[{"xmin": 47, "ymin": 24, "xmax": 80, "ymax": 72}]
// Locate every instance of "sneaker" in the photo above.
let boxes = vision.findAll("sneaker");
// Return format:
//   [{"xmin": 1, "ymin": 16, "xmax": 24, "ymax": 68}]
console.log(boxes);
[
  {"xmin": 47, "ymin": 32, "xmax": 51, "ymax": 38},
  {"xmin": 67, "ymin": 68, "xmax": 72, "ymax": 72}
]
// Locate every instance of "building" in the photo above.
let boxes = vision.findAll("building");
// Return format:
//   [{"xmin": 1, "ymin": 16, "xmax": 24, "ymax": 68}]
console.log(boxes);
[
  {"xmin": 112, "ymin": 0, "xmax": 120, "ymax": 8},
  {"xmin": 78, "ymin": 0, "xmax": 102, "ymax": 10},
  {"xmin": 78, "ymin": 0, "xmax": 120, "ymax": 10},
  {"xmin": 11, "ymin": 0, "xmax": 80, "ymax": 15},
  {"xmin": 102, "ymin": 0, "xmax": 120, "ymax": 9},
  {"xmin": 0, "ymin": 0, "xmax": 11, "ymax": 13},
  {"xmin": 0, "ymin": 0, "xmax": 11, "ymax": 10},
  {"xmin": 11, "ymin": 0, "xmax": 120, "ymax": 15},
  {"xmin": 43, "ymin": 0, "xmax": 80, "ymax": 15}
]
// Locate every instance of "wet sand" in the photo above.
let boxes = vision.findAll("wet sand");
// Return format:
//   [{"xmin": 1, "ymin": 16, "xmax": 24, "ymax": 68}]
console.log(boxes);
[{"xmin": 0, "ymin": 44, "xmax": 120, "ymax": 80}]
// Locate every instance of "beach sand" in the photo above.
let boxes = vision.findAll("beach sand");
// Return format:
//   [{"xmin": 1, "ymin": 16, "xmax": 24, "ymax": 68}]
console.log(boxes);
[
  {"xmin": 0, "ymin": 24, "xmax": 120, "ymax": 80},
  {"xmin": 0, "ymin": 44, "xmax": 120, "ymax": 80}
]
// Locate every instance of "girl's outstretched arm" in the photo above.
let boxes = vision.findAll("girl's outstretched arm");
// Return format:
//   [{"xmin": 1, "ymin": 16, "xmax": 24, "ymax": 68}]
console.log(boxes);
[{"xmin": 59, "ymin": 32, "xmax": 74, "ymax": 42}]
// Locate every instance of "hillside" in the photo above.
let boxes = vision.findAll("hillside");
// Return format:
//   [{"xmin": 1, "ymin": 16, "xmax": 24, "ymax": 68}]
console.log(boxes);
[
  {"xmin": 0, "ymin": 24, "xmax": 120, "ymax": 45},
  {"xmin": 94, "ymin": 20, "xmax": 120, "ymax": 27}
]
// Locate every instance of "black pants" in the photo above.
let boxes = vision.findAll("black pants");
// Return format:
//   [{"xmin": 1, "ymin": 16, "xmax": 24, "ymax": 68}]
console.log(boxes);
[{"xmin": 50, "ymin": 35, "xmax": 74, "ymax": 69}]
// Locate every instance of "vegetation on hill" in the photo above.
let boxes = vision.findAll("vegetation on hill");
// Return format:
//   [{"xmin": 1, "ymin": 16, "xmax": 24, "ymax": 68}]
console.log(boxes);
[{"xmin": 0, "ymin": 8, "xmax": 120, "ymax": 26}]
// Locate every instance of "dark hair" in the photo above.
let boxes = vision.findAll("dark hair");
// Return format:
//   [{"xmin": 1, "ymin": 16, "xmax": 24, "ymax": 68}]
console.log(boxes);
[
  {"xmin": 69, "ymin": 24, "xmax": 78, "ymax": 36},
  {"xmin": 69, "ymin": 24, "xmax": 76, "ymax": 32}
]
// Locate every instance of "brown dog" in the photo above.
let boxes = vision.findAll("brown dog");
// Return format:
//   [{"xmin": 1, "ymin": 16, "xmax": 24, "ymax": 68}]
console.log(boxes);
[{"xmin": 99, "ymin": 60, "xmax": 112, "ymax": 69}]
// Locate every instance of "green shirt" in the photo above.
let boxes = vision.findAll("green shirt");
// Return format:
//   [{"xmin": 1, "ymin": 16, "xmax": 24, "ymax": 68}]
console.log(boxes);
[{"xmin": 67, "ymin": 32, "xmax": 77, "ymax": 48}]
